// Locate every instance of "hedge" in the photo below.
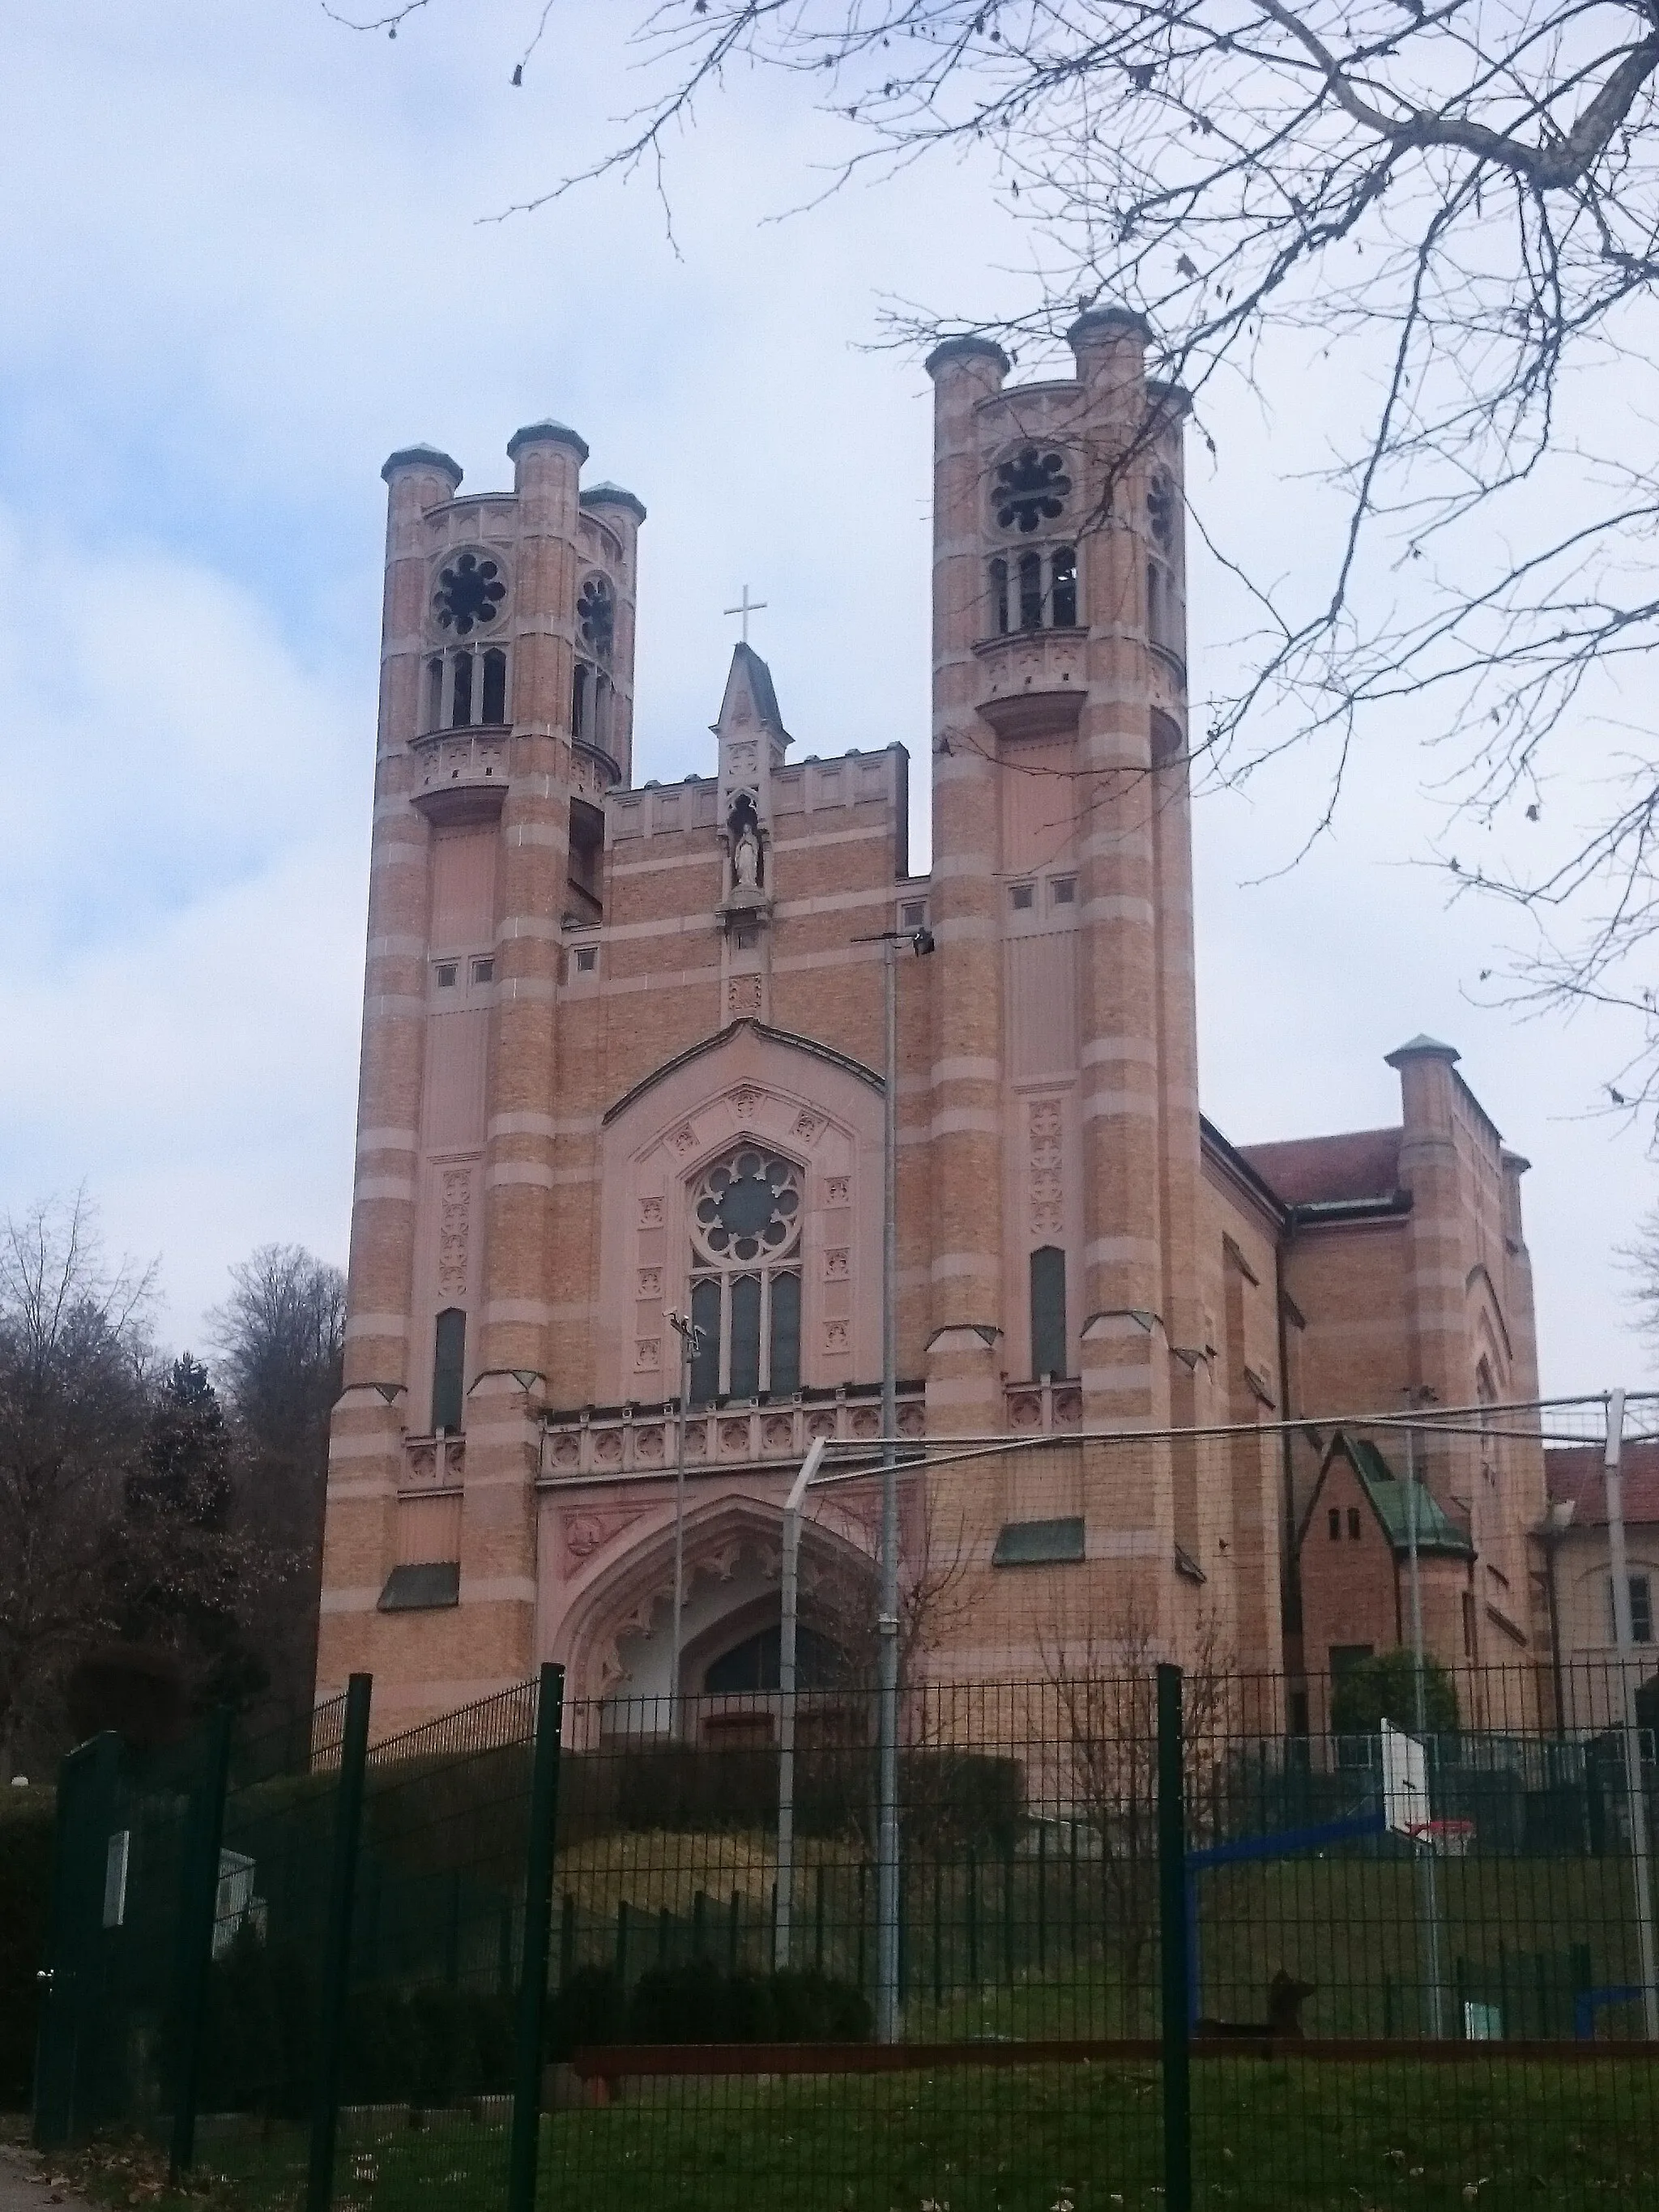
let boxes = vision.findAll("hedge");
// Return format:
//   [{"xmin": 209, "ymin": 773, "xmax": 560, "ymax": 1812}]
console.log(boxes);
[{"xmin": 544, "ymin": 1962, "xmax": 872, "ymax": 2059}]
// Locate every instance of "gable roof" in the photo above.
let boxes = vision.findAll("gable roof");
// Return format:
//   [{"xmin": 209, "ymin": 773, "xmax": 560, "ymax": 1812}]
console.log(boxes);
[
  {"xmin": 1239, "ymin": 1127, "xmax": 1405, "ymax": 1207},
  {"xmin": 601, "ymin": 1016, "xmax": 882, "ymax": 1127},
  {"xmin": 1299, "ymin": 1431, "xmax": 1474, "ymax": 1558},
  {"xmin": 1546, "ymin": 1441, "xmax": 1659, "ymax": 1528}
]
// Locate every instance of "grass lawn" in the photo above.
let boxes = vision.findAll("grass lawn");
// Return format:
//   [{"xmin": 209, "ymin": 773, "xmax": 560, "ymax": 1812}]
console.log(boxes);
[{"xmin": 21, "ymin": 2056, "xmax": 1657, "ymax": 2212}]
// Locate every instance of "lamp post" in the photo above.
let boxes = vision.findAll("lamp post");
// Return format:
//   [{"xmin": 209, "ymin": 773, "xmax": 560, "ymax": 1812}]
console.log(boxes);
[
  {"xmin": 1602, "ymin": 1387, "xmax": 1659, "ymax": 2040},
  {"xmin": 667, "ymin": 1308, "xmax": 705, "ymax": 1740},
  {"xmin": 777, "ymin": 1436, "xmax": 829, "ymax": 1967},
  {"xmin": 852, "ymin": 921, "xmax": 935, "ymax": 2044},
  {"xmin": 1401, "ymin": 1389, "xmax": 1444, "ymax": 2037}
]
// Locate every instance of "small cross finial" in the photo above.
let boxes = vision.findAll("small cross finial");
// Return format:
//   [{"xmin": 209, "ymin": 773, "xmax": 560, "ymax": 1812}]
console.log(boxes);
[{"xmin": 723, "ymin": 584, "xmax": 767, "ymax": 644}]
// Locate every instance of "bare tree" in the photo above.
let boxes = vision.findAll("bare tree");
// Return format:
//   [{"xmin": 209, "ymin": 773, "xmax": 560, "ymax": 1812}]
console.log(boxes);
[
  {"xmin": 209, "ymin": 1244, "xmax": 346, "ymax": 1720},
  {"xmin": 336, "ymin": 0, "xmax": 1659, "ymax": 1121},
  {"xmin": 0, "ymin": 1194, "xmax": 152, "ymax": 1777},
  {"xmin": 1038, "ymin": 1599, "xmax": 1234, "ymax": 2006}
]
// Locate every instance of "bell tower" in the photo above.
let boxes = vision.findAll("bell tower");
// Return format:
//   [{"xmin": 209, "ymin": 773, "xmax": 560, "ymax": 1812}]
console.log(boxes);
[
  {"xmin": 924, "ymin": 313, "xmax": 1201, "ymax": 1445},
  {"xmin": 318, "ymin": 419, "xmax": 645, "ymax": 1724}
]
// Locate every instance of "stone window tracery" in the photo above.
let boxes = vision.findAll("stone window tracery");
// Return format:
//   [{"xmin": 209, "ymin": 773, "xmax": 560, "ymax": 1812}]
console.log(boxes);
[
  {"xmin": 988, "ymin": 546, "xmax": 1079, "ymax": 636},
  {"xmin": 433, "ymin": 551, "xmax": 507, "ymax": 637},
  {"xmin": 687, "ymin": 1148, "xmax": 803, "ymax": 1404},
  {"xmin": 1147, "ymin": 469, "xmax": 1178, "ymax": 553},
  {"xmin": 578, "ymin": 573, "xmax": 616, "ymax": 662},
  {"xmin": 424, "ymin": 646, "xmax": 508, "ymax": 731},
  {"xmin": 993, "ymin": 446, "xmax": 1072, "ymax": 534}
]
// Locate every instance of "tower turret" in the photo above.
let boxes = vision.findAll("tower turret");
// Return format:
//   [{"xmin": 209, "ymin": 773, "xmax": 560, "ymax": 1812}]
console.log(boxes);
[{"xmin": 318, "ymin": 416, "xmax": 644, "ymax": 1724}]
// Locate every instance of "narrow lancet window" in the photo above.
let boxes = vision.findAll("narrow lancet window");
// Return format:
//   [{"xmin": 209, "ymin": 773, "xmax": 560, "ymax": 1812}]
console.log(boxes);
[
  {"xmin": 480, "ymin": 647, "xmax": 507, "ymax": 725},
  {"xmin": 450, "ymin": 650, "xmax": 475, "ymax": 728},
  {"xmin": 1018, "ymin": 550, "xmax": 1043, "ymax": 630},
  {"xmin": 432, "ymin": 1308, "xmax": 466, "ymax": 1434},
  {"xmin": 989, "ymin": 556, "xmax": 1009, "ymax": 637},
  {"xmin": 1030, "ymin": 1246, "xmax": 1067, "ymax": 1380},
  {"xmin": 1051, "ymin": 547, "xmax": 1078, "ymax": 628}
]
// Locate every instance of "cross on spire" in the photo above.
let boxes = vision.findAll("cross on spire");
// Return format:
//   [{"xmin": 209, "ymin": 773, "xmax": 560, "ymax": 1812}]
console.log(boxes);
[{"xmin": 723, "ymin": 584, "xmax": 768, "ymax": 643}]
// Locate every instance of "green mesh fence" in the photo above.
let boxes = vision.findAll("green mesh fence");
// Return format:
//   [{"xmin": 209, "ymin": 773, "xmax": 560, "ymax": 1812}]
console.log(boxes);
[{"xmin": 32, "ymin": 1656, "xmax": 1659, "ymax": 2210}]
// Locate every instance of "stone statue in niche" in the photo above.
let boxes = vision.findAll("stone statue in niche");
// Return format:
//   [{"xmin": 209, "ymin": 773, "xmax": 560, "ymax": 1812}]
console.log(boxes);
[{"xmin": 724, "ymin": 791, "xmax": 766, "ymax": 907}]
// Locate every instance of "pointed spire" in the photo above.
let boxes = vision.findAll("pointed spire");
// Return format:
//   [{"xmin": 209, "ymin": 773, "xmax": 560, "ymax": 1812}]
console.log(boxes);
[{"xmin": 713, "ymin": 641, "xmax": 790, "ymax": 748}]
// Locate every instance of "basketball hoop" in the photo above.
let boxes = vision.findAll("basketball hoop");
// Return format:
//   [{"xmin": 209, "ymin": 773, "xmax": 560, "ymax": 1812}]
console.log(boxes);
[{"xmin": 1405, "ymin": 1818, "xmax": 1475, "ymax": 1857}]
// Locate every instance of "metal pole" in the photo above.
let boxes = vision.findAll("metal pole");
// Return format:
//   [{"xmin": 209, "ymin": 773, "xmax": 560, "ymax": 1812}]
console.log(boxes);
[
  {"xmin": 1404, "ymin": 1426, "xmax": 1445, "ymax": 2038},
  {"xmin": 776, "ymin": 1438, "xmax": 828, "ymax": 1968},
  {"xmin": 1156, "ymin": 1664, "xmax": 1192, "ymax": 2212},
  {"xmin": 876, "ymin": 934, "xmax": 902, "ymax": 2044},
  {"xmin": 168, "ymin": 1707, "xmax": 234, "ymax": 2182},
  {"xmin": 506, "ymin": 1664, "xmax": 566, "ymax": 2212},
  {"xmin": 667, "ymin": 1312, "xmax": 702, "ymax": 1742},
  {"xmin": 1602, "ymin": 1387, "xmax": 1659, "ymax": 2040},
  {"xmin": 305, "ymin": 1673, "xmax": 372, "ymax": 2212}
]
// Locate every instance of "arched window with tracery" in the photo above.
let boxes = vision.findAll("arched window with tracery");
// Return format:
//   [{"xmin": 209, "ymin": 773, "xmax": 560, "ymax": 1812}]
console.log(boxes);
[{"xmin": 687, "ymin": 1148, "xmax": 803, "ymax": 1404}]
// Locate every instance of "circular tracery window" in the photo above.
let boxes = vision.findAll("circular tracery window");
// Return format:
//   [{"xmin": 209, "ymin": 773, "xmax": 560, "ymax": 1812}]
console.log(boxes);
[
  {"xmin": 433, "ymin": 552, "xmax": 507, "ymax": 637},
  {"xmin": 578, "ymin": 573, "xmax": 615, "ymax": 661},
  {"xmin": 993, "ymin": 447, "xmax": 1072, "ymax": 534},
  {"xmin": 690, "ymin": 1149, "xmax": 801, "ymax": 1266}
]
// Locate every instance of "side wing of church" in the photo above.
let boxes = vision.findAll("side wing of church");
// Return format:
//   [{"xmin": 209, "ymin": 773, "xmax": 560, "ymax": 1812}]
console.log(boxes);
[{"xmin": 318, "ymin": 316, "xmax": 1548, "ymax": 1732}]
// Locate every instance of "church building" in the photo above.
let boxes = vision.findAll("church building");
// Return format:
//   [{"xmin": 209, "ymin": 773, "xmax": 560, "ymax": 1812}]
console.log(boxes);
[{"xmin": 317, "ymin": 311, "xmax": 1548, "ymax": 1733}]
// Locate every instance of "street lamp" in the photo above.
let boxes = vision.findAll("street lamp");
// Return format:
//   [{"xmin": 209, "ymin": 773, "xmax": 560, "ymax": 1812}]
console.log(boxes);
[
  {"xmin": 1400, "ymin": 1384, "xmax": 1444, "ymax": 2037},
  {"xmin": 851, "ymin": 920, "xmax": 935, "ymax": 2044},
  {"xmin": 667, "ymin": 1307, "xmax": 706, "ymax": 1740}
]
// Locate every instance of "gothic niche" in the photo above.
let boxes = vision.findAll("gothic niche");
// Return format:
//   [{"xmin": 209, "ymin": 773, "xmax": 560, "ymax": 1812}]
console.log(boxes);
[
  {"xmin": 433, "ymin": 552, "xmax": 507, "ymax": 637},
  {"xmin": 993, "ymin": 447, "xmax": 1072, "ymax": 534},
  {"xmin": 723, "ymin": 791, "xmax": 766, "ymax": 914}
]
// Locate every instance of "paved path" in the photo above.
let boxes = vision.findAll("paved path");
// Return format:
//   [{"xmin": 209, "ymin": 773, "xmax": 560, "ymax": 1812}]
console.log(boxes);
[{"xmin": 0, "ymin": 2143, "xmax": 99, "ymax": 2212}]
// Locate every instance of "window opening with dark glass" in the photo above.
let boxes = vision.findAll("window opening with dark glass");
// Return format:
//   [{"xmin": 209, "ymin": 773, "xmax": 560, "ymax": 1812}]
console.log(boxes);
[
  {"xmin": 689, "ymin": 1276, "xmax": 722, "ymax": 1404},
  {"xmin": 1051, "ymin": 546, "xmax": 1078, "ymax": 627},
  {"xmin": 450, "ymin": 650, "xmax": 475, "ymax": 729},
  {"xmin": 1633, "ymin": 1574, "xmax": 1654, "ymax": 1643},
  {"xmin": 769, "ymin": 1269, "xmax": 801, "ymax": 1397},
  {"xmin": 1030, "ymin": 1245, "xmax": 1067, "ymax": 1380},
  {"xmin": 431, "ymin": 1308, "xmax": 466, "ymax": 1434},
  {"xmin": 480, "ymin": 647, "xmax": 507, "ymax": 725},
  {"xmin": 990, "ymin": 556, "xmax": 1009, "ymax": 636},
  {"xmin": 578, "ymin": 573, "xmax": 615, "ymax": 661},
  {"xmin": 1348, "ymin": 1507, "xmax": 1363, "ymax": 1540},
  {"xmin": 572, "ymin": 663, "xmax": 589, "ymax": 741},
  {"xmin": 688, "ymin": 1149, "xmax": 804, "ymax": 1403},
  {"xmin": 728, "ymin": 1274, "xmax": 762, "ymax": 1400},
  {"xmin": 425, "ymin": 656, "xmax": 444, "ymax": 731},
  {"xmin": 704, "ymin": 1623, "xmax": 837, "ymax": 1694},
  {"xmin": 1018, "ymin": 550, "xmax": 1043, "ymax": 630}
]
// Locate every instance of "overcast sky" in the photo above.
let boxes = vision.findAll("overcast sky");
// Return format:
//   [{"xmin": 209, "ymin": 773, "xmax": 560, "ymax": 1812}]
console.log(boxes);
[{"xmin": 3, "ymin": 3, "xmax": 1653, "ymax": 1397}]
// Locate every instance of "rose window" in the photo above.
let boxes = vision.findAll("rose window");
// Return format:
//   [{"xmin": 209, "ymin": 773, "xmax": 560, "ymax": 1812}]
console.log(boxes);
[
  {"xmin": 433, "ymin": 552, "xmax": 506, "ymax": 637},
  {"xmin": 692, "ymin": 1150, "xmax": 800, "ymax": 1264},
  {"xmin": 993, "ymin": 447, "xmax": 1072, "ymax": 534},
  {"xmin": 578, "ymin": 573, "xmax": 615, "ymax": 661}
]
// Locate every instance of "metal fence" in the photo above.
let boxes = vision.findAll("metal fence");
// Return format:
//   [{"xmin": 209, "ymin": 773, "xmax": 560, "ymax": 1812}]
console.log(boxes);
[{"xmin": 31, "ymin": 1656, "xmax": 1659, "ymax": 2210}]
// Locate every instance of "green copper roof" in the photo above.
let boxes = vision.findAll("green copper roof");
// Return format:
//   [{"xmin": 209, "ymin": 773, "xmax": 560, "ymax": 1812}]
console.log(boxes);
[{"xmin": 1345, "ymin": 1436, "xmax": 1473, "ymax": 1558}]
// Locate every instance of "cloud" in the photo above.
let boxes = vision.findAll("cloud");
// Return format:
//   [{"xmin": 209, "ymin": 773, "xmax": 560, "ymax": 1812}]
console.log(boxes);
[{"xmin": 1, "ymin": 1, "xmax": 1653, "ymax": 1393}]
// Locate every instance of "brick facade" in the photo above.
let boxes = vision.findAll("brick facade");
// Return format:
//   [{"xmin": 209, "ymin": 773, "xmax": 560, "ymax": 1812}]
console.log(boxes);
[{"xmin": 317, "ymin": 324, "xmax": 1550, "ymax": 1734}]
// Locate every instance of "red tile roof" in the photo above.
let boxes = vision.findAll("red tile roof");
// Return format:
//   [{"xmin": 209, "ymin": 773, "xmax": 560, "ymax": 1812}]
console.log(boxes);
[
  {"xmin": 1237, "ymin": 1127, "xmax": 1404, "ymax": 1207},
  {"xmin": 1546, "ymin": 1441, "xmax": 1659, "ymax": 1527}
]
